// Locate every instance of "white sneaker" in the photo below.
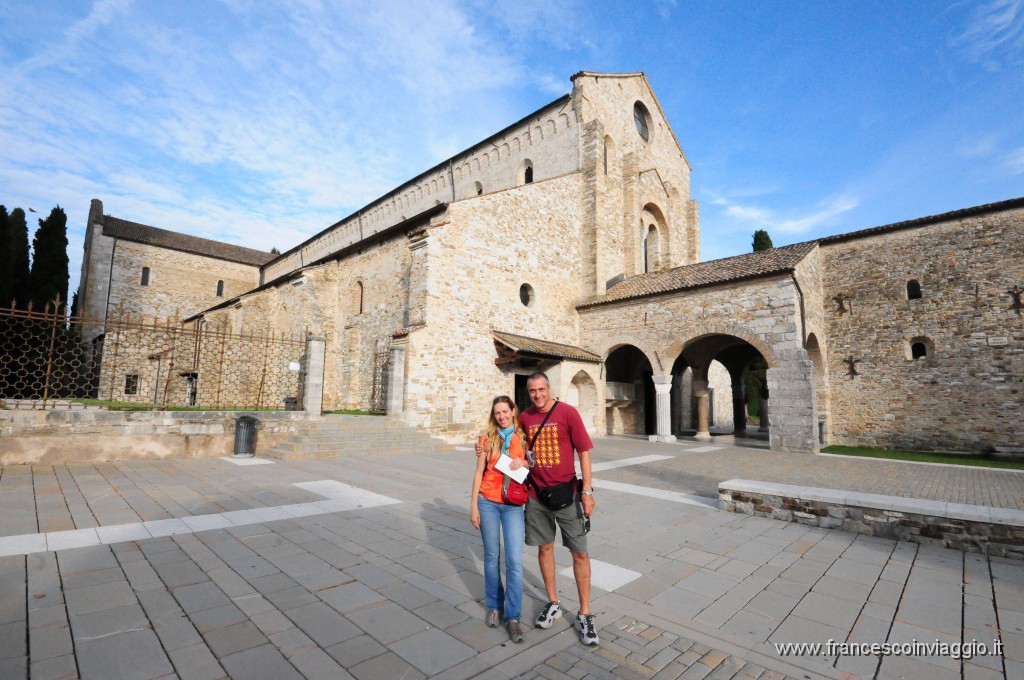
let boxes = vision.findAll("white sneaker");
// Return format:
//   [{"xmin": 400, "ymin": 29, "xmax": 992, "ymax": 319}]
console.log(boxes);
[
  {"xmin": 535, "ymin": 601, "xmax": 562, "ymax": 629},
  {"xmin": 575, "ymin": 613, "xmax": 599, "ymax": 645}
]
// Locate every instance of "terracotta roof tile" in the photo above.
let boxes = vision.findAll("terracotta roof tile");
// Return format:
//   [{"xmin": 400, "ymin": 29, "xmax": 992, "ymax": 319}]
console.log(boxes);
[
  {"xmin": 577, "ymin": 241, "xmax": 817, "ymax": 309},
  {"xmin": 102, "ymin": 216, "xmax": 275, "ymax": 267},
  {"xmin": 492, "ymin": 330, "xmax": 601, "ymax": 363}
]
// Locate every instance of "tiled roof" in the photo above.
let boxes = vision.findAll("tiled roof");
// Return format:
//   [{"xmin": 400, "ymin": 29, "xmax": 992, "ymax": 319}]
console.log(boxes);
[
  {"xmin": 814, "ymin": 196, "xmax": 1024, "ymax": 245},
  {"xmin": 577, "ymin": 241, "xmax": 817, "ymax": 309},
  {"xmin": 492, "ymin": 330, "xmax": 601, "ymax": 363},
  {"xmin": 102, "ymin": 216, "xmax": 275, "ymax": 267}
]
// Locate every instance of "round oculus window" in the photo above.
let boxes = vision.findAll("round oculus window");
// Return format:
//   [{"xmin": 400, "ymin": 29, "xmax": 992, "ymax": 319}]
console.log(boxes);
[{"xmin": 519, "ymin": 283, "xmax": 534, "ymax": 307}]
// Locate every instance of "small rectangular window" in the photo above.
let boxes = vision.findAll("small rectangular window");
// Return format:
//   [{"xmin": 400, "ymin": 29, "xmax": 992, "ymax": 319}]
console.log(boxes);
[
  {"xmin": 141, "ymin": 267, "xmax": 150, "ymax": 286},
  {"xmin": 124, "ymin": 374, "xmax": 139, "ymax": 395},
  {"xmin": 216, "ymin": 280, "xmax": 224, "ymax": 297}
]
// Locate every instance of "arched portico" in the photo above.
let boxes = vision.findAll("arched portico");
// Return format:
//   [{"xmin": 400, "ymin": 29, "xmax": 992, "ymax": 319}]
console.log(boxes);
[{"xmin": 604, "ymin": 344, "xmax": 654, "ymax": 436}]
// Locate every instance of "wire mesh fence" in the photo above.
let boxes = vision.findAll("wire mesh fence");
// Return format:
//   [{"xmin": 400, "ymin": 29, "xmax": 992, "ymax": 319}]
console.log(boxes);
[{"xmin": 1, "ymin": 298, "xmax": 310, "ymax": 411}]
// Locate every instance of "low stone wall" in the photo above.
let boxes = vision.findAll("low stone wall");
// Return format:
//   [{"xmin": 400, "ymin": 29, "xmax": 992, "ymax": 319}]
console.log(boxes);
[
  {"xmin": 0, "ymin": 410, "xmax": 317, "ymax": 465},
  {"xmin": 719, "ymin": 479, "xmax": 1024, "ymax": 560}
]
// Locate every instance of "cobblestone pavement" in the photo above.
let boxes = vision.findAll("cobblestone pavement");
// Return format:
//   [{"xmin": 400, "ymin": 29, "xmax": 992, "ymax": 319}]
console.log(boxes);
[{"xmin": 0, "ymin": 438, "xmax": 1020, "ymax": 679}]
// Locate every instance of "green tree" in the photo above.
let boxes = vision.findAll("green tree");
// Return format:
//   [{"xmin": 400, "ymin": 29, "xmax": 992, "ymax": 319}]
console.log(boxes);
[
  {"xmin": 0, "ymin": 205, "xmax": 9, "ymax": 307},
  {"xmin": 29, "ymin": 206, "xmax": 70, "ymax": 313},
  {"xmin": 5, "ymin": 208, "xmax": 31, "ymax": 309},
  {"xmin": 752, "ymin": 229, "xmax": 773, "ymax": 252}
]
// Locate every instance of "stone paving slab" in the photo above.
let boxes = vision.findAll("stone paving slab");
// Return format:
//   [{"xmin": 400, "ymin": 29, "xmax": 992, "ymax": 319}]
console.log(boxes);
[{"xmin": 0, "ymin": 436, "xmax": 1020, "ymax": 678}]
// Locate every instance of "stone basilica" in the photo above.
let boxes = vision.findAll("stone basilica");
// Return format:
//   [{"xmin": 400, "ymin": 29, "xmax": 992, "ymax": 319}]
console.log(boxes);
[{"xmin": 77, "ymin": 72, "xmax": 1024, "ymax": 454}]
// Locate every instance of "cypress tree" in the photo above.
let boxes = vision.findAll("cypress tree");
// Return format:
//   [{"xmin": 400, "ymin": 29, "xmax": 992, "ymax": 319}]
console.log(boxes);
[
  {"xmin": 0, "ymin": 205, "xmax": 9, "ymax": 307},
  {"xmin": 6, "ymin": 208, "xmax": 31, "ymax": 309},
  {"xmin": 752, "ymin": 229, "xmax": 773, "ymax": 252},
  {"xmin": 29, "ymin": 206, "xmax": 70, "ymax": 313}
]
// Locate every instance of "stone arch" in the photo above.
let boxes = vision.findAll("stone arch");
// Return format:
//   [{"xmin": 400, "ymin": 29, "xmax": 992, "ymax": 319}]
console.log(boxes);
[
  {"xmin": 558, "ymin": 113, "xmax": 570, "ymax": 129},
  {"xmin": 519, "ymin": 158, "xmax": 534, "ymax": 186},
  {"xmin": 546, "ymin": 119, "xmax": 556, "ymax": 136},
  {"xmin": 664, "ymin": 325, "xmax": 779, "ymax": 369},
  {"xmin": 806, "ymin": 332, "xmax": 829, "ymax": 443},
  {"xmin": 641, "ymin": 203, "xmax": 669, "ymax": 272},
  {"xmin": 598, "ymin": 336, "xmax": 660, "ymax": 371},
  {"xmin": 604, "ymin": 343, "xmax": 655, "ymax": 435},
  {"xmin": 566, "ymin": 370, "xmax": 598, "ymax": 432}
]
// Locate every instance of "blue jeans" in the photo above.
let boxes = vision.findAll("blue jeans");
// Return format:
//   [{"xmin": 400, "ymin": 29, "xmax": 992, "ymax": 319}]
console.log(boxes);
[{"xmin": 477, "ymin": 497, "xmax": 525, "ymax": 621}]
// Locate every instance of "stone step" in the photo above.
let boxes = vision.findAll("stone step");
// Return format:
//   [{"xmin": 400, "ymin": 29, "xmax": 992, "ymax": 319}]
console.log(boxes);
[
  {"xmin": 260, "ymin": 416, "xmax": 458, "ymax": 460},
  {"xmin": 270, "ymin": 441, "xmax": 453, "ymax": 453}
]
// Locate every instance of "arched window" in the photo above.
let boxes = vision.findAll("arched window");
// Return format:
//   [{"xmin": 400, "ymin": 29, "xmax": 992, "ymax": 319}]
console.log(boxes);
[
  {"xmin": 907, "ymin": 279, "xmax": 922, "ymax": 300},
  {"xmin": 355, "ymin": 281, "xmax": 364, "ymax": 315},
  {"xmin": 141, "ymin": 267, "xmax": 150, "ymax": 286},
  {"xmin": 519, "ymin": 159, "xmax": 534, "ymax": 186},
  {"xmin": 474, "ymin": 181, "xmax": 483, "ymax": 196},
  {"xmin": 216, "ymin": 280, "xmax": 224, "ymax": 297},
  {"xmin": 633, "ymin": 102, "xmax": 651, "ymax": 142},
  {"xmin": 908, "ymin": 336, "xmax": 933, "ymax": 361},
  {"xmin": 643, "ymin": 225, "xmax": 659, "ymax": 273}
]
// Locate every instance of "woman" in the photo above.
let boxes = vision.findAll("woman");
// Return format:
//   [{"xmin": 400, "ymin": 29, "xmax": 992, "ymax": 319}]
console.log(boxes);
[{"xmin": 470, "ymin": 395, "xmax": 529, "ymax": 643}]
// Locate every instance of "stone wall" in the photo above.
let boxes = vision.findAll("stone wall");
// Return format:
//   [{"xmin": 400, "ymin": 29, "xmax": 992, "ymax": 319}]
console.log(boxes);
[
  {"xmin": 106, "ymin": 239, "xmax": 261, "ymax": 322},
  {"xmin": 403, "ymin": 173, "xmax": 592, "ymax": 435},
  {"xmin": 572, "ymin": 73, "xmax": 699, "ymax": 297},
  {"xmin": 579, "ymin": 275, "xmax": 818, "ymax": 451},
  {"xmin": 0, "ymin": 410, "xmax": 315, "ymax": 465},
  {"xmin": 201, "ymin": 228, "xmax": 414, "ymax": 413},
  {"xmin": 820, "ymin": 206, "xmax": 1024, "ymax": 452},
  {"xmin": 719, "ymin": 480, "xmax": 1024, "ymax": 560},
  {"xmin": 262, "ymin": 97, "xmax": 580, "ymax": 283}
]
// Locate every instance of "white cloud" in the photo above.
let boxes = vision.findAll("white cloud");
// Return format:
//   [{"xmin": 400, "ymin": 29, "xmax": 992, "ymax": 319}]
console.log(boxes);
[
  {"xmin": 1006, "ymin": 146, "xmax": 1024, "ymax": 173},
  {"xmin": 950, "ymin": 0, "xmax": 1024, "ymax": 67},
  {"xmin": 706, "ymin": 190, "xmax": 859, "ymax": 236}
]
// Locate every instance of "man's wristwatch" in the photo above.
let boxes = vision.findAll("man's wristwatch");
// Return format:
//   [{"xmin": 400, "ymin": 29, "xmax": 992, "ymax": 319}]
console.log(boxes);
[{"xmin": 581, "ymin": 488, "xmax": 593, "ymax": 496}]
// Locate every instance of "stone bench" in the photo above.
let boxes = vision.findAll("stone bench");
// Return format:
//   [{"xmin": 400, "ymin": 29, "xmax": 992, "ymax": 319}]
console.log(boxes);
[{"xmin": 719, "ymin": 479, "xmax": 1024, "ymax": 560}]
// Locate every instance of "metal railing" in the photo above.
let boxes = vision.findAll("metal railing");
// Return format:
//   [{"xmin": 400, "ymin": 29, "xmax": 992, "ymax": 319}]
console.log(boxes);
[{"xmin": 1, "ymin": 298, "xmax": 309, "ymax": 411}]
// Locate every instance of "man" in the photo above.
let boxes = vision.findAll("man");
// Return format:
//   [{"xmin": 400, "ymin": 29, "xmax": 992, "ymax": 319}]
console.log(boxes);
[{"xmin": 479, "ymin": 371, "xmax": 598, "ymax": 645}]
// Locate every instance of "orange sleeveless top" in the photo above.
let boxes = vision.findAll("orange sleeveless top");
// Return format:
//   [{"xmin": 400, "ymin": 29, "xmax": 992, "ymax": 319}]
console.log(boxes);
[{"xmin": 480, "ymin": 433, "xmax": 526, "ymax": 504}]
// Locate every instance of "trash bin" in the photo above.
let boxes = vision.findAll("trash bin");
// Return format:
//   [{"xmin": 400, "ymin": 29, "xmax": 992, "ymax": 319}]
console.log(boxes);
[{"xmin": 233, "ymin": 415, "xmax": 258, "ymax": 457}]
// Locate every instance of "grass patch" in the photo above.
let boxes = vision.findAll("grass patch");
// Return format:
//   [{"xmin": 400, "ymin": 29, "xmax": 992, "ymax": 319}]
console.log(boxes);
[
  {"xmin": 321, "ymin": 409, "xmax": 382, "ymax": 416},
  {"xmin": 821, "ymin": 445, "xmax": 1024, "ymax": 470}
]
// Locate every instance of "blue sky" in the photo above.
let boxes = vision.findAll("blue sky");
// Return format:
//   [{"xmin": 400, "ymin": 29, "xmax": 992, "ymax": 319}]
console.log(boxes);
[{"xmin": 2, "ymin": 0, "xmax": 1022, "ymax": 301}]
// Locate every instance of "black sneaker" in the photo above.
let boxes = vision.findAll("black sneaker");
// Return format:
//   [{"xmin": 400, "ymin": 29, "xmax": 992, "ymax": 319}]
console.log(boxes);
[
  {"xmin": 535, "ymin": 601, "xmax": 562, "ymax": 629},
  {"xmin": 575, "ymin": 613, "xmax": 599, "ymax": 645},
  {"xmin": 506, "ymin": 618, "xmax": 524, "ymax": 643}
]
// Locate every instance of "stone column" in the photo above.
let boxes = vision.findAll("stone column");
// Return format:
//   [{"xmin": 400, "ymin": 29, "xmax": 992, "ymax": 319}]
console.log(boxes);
[
  {"xmin": 648, "ymin": 375, "xmax": 676, "ymax": 443},
  {"xmin": 758, "ymin": 399, "xmax": 769, "ymax": 433},
  {"xmin": 303, "ymin": 336, "xmax": 325, "ymax": 416},
  {"xmin": 729, "ymin": 368, "xmax": 747, "ymax": 437},
  {"xmin": 386, "ymin": 345, "xmax": 406, "ymax": 415},
  {"xmin": 692, "ymin": 379, "xmax": 712, "ymax": 441},
  {"xmin": 766, "ymin": 351, "xmax": 818, "ymax": 453}
]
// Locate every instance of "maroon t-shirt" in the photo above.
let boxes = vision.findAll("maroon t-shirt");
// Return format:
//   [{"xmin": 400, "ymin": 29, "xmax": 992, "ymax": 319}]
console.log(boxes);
[{"xmin": 519, "ymin": 401, "xmax": 594, "ymax": 489}]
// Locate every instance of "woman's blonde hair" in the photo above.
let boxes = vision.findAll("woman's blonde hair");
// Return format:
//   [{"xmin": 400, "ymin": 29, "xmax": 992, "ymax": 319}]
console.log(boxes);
[{"xmin": 483, "ymin": 395, "xmax": 524, "ymax": 457}]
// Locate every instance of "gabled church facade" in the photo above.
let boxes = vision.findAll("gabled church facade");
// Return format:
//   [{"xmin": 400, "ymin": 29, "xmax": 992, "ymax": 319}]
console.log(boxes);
[{"xmin": 77, "ymin": 72, "xmax": 1024, "ymax": 454}]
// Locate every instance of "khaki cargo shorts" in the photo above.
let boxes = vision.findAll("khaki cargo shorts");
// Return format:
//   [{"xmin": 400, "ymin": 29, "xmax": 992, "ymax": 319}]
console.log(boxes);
[{"xmin": 524, "ymin": 495, "xmax": 588, "ymax": 554}]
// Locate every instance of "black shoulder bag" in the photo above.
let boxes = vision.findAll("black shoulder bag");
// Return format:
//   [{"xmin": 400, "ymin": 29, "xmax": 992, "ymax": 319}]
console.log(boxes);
[{"xmin": 527, "ymin": 400, "xmax": 579, "ymax": 511}]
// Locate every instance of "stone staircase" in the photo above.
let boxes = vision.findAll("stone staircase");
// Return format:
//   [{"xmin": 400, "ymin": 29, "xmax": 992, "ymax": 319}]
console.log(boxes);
[{"xmin": 262, "ymin": 414, "xmax": 459, "ymax": 460}]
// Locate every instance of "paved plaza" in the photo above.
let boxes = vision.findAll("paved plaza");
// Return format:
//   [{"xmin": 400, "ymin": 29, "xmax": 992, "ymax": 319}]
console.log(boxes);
[{"xmin": 0, "ymin": 435, "xmax": 1021, "ymax": 679}]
